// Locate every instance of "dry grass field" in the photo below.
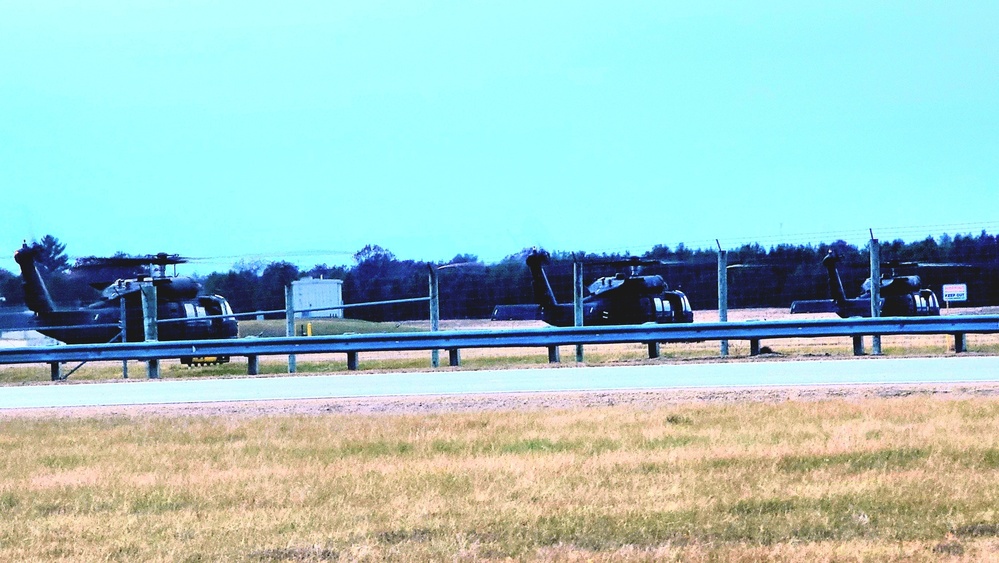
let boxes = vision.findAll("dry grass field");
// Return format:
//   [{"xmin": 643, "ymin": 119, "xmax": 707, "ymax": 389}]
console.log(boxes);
[
  {"xmin": 5, "ymin": 394, "xmax": 999, "ymax": 561},
  {"xmin": 2, "ymin": 308, "xmax": 999, "ymax": 561}
]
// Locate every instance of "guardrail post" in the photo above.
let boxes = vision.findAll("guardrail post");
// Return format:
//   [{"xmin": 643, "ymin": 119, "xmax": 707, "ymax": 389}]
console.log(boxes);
[
  {"xmin": 954, "ymin": 333, "xmax": 967, "ymax": 353},
  {"xmin": 648, "ymin": 342, "xmax": 660, "ymax": 359},
  {"xmin": 548, "ymin": 346, "xmax": 560, "ymax": 363},
  {"xmin": 50, "ymin": 362, "xmax": 61, "ymax": 381},
  {"xmin": 750, "ymin": 339, "xmax": 760, "ymax": 356},
  {"xmin": 448, "ymin": 348, "xmax": 460, "ymax": 367},
  {"xmin": 346, "ymin": 352, "xmax": 358, "ymax": 371},
  {"xmin": 285, "ymin": 285, "xmax": 296, "ymax": 374},
  {"xmin": 853, "ymin": 335, "xmax": 865, "ymax": 356},
  {"xmin": 247, "ymin": 355, "xmax": 259, "ymax": 375}
]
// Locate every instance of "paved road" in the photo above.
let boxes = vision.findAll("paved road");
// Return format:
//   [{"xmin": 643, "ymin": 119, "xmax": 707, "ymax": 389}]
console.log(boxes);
[{"xmin": 2, "ymin": 356, "xmax": 998, "ymax": 410}]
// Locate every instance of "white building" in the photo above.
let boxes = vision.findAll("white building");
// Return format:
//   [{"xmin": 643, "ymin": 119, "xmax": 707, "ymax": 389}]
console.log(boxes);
[{"xmin": 291, "ymin": 278, "xmax": 344, "ymax": 318}]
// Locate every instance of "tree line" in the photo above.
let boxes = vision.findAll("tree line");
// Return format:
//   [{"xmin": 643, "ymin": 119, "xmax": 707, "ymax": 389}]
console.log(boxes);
[{"xmin": 2, "ymin": 233, "xmax": 997, "ymax": 322}]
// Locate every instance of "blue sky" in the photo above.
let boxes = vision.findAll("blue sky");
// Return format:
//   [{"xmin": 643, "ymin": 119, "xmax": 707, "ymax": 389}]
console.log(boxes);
[{"xmin": 2, "ymin": 1, "xmax": 997, "ymax": 274}]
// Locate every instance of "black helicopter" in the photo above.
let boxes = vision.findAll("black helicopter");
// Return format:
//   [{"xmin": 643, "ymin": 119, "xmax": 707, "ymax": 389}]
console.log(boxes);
[
  {"xmin": 14, "ymin": 243, "xmax": 239, "ymax": 351},
  {"xmin": 492, "ymin": 249, "xmax": 694, "ymax": 326},
  {"xmin": 790, "ymin": 251, "xmax": 943, "ymax": 318}
]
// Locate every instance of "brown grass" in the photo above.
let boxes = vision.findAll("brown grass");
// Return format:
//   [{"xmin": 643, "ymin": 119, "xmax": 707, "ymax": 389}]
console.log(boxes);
[{"xmin": 4, "ymin": 396, "xmax": 999, "ymax": 560}]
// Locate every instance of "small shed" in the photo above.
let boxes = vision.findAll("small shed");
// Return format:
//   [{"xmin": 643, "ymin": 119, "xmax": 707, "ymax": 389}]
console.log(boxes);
[{"xmin": 292, "ymin": 278, "xmax": 344, "ymax": 318}]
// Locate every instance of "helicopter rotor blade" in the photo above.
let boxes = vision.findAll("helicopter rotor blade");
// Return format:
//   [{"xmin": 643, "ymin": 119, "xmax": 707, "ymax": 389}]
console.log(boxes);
[
  {"xmin": 584, "ymin": 257, "xmax": 685, "ymax": 268},
  {"xmin": 880, "ymin": 260, "xmax": 974, "ymax": 270},
  {"xmin": 74, "ymin": 254, "xmax": 188, "ymax": 269}
]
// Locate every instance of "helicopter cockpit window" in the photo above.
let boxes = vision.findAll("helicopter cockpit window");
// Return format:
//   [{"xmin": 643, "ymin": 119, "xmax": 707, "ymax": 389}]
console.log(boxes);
[{"xmin": 184, "ymin": 303, "xmax": 197, "ymax": 318}]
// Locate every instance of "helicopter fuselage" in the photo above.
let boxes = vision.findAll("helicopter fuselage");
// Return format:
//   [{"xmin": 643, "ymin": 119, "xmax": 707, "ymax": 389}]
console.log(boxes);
[
  {"xmin": 14, "ymin": 243, "xmax": 239, "ymax": 345},
  {"xmin": 493, "ymin": 250, "xmax": 694, "ymax": 327},
  {"xmin": 790, "ymin": 253, "xmax": 941, "ymax": 318},
  {"xmin": 538, "ymin": 276, "xmax": 694, "ymax": 326}
]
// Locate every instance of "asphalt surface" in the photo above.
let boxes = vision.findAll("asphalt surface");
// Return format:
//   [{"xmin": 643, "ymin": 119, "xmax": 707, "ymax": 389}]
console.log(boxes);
[{"xmin": 2, "ymin": 356, "xmax": 998, "ymax": 410}]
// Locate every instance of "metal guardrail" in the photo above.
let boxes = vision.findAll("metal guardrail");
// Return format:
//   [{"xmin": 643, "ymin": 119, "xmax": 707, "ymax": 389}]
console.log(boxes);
[{"xmin": 1, "ymin": 316, "xmax": 997, "ymax": 372}]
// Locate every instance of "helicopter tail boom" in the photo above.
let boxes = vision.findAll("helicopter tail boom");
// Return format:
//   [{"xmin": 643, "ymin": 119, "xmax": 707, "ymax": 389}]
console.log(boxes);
[
  {"xmin": 526, "ymin": 250, "xmax": 559, "ymax": 307},
  {"xmin": 821, "ymin": 252, "xmax": 848, "ymax": 307},
  {"xmin": 789, "ymin": 299, "xmax": 840, "ymax": 314}
]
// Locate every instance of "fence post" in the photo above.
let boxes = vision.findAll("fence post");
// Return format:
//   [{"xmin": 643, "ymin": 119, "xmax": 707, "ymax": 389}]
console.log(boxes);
[
  {"xmin": 870, "ymin": 238, "xmax": 882, "ymax": 355},
  {"xmin": 141, "ymin": 283, "xmax": 160, "ymax": 379},
  {"xmin": 285, "ymin": 285, "xmax": 296, "ymax": 373},
  {"xmin": 574, "ymin": 261, "xmax": 584, "ymax": 363},
  {"xmin": 120, "ymin": 297, "xmax": 128, "ymax": 379},
  {"xmin": 954, "ymin": 333, "xmax": 967, "ymax": 353},
  {"xmin": 718, "ymin": 247, "xmax": 729, "ymax": 357},
  {"xmin": 429, "ymin": 267, "xmax": 440, "ymax": 368}
]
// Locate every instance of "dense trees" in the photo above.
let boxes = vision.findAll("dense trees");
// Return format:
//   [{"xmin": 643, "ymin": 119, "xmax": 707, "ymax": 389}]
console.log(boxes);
[
  {"xmin": 310, "ymin": 232, "xmax": 999, "ymax": 319},
  {"xmin": 3, "ymin": 232, "xmax": 997, "ymax": 320}
]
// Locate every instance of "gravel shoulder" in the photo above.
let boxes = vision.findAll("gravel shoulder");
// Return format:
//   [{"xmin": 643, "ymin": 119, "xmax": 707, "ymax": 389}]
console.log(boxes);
[{"xmin": 6, "ymin": 382, "xmax": 999, "ymax": 419}]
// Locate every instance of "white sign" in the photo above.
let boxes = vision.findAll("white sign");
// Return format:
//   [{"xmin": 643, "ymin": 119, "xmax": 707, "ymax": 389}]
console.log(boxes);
[{"xmin": 942, "ymin": 283, "xmax": 968, "ymax": 302}]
